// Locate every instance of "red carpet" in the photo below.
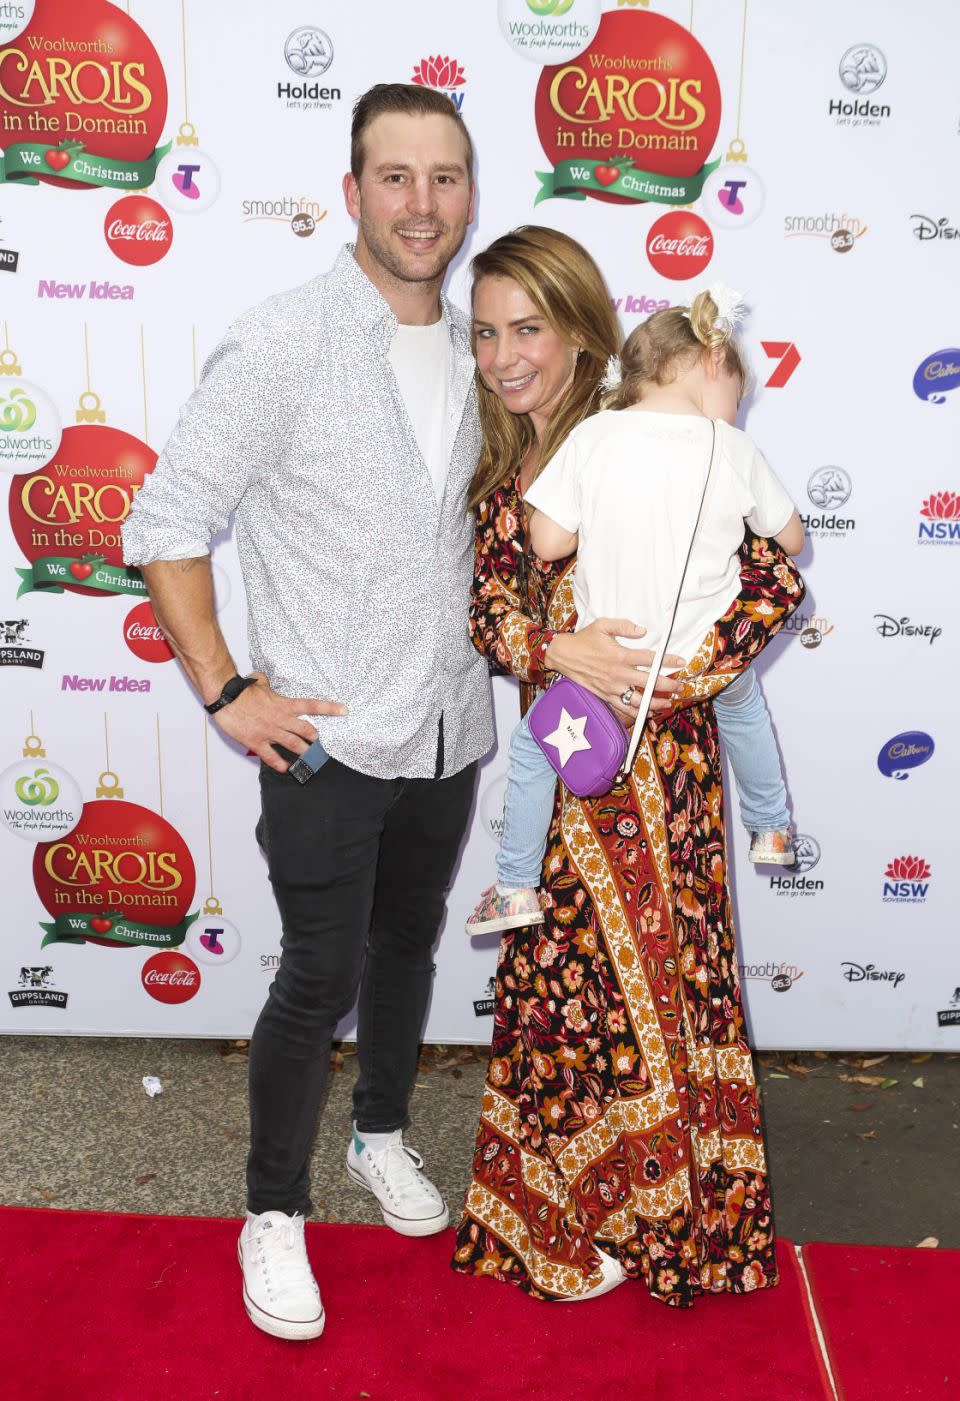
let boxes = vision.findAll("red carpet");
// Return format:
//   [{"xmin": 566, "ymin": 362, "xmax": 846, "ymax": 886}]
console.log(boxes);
[
  {"xmin": 0, "ymin": 1206, "xmax": 831, "ymax": 1401},
  {"xmin": 802, "ymin": 1241, "xmax": 959, "ymax": 1400}
]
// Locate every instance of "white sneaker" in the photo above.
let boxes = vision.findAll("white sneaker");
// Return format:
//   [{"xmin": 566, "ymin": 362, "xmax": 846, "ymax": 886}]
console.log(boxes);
[
  {"xmin": 562, "ymin": 1248, "xmax": 626, "ymax": 1302},
  {"xmin": 238, "ymin": 1211, "xmax": 325, "ymax": 1341},
  {"xmin": 346, "ymin": 1128, "xmax": 449, "ymax": 1237}
]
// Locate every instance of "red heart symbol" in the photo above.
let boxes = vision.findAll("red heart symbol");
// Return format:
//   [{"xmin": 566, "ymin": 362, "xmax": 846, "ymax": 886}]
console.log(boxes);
[
  {"xmin": 70, "ymin": 561, "xmax": 94, "ymax": 580},
  {"xmin": 45, "ymin": 149, "xmax": 71, "ymax": 172},
  {"xmin": 90, "ymin": 917, "xmax": 113, "ymax": 934},
  {"xmin": 594, "ymin": 164, "xmax": 621, "ymax": 188}
]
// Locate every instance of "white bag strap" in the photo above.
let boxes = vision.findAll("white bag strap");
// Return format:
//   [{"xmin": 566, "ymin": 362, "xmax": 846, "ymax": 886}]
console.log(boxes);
[{"xmin": 619, "ymin": 419, "xmax": 719, "ymax": 781}]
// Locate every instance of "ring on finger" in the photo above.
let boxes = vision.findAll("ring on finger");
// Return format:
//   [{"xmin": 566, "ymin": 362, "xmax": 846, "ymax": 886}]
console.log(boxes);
[{"xmin": 620, "ymin": 685, "xmax": 635, "ymax": 706}]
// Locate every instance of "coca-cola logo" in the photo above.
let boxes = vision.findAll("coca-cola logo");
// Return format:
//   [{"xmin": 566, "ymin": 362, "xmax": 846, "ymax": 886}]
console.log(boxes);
[
  {"xmin": 123, "ymin": 600, "xmax": 173, "ymax": 663},
  {"xmin": 141, "ymin": 951, "xmax": 200, "ymax": 1004},
  {"xmin": 646, "ymin": 211, "xmax": 713, "ymax": 280},
  {"xmin": 104, "ymin": 195, "xmax": 173, "ymax": 266}
]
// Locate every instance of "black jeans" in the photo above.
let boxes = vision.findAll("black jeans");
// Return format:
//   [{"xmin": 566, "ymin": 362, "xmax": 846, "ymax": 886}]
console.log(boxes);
[{"xmin": 246, "ymin": 729, "xmax": 477, "ymax": 1215}]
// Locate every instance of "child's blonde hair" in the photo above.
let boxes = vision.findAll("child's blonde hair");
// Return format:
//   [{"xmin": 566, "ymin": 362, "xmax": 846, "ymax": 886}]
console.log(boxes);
[{"xmin": 606, "ymin": 287, "xmax": 746, "ymax": 409}]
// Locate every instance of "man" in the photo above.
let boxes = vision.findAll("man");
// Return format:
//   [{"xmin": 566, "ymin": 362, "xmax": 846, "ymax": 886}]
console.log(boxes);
[{"xmin": 122, "ymin": 84, "xmax": 492, "ymax": 1341}]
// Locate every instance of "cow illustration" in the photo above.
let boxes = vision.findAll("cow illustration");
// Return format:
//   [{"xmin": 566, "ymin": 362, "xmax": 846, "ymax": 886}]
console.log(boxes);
[
  {"xmin": 19, "ymin": 966, "xmax": 53, "ymax": 988},
  {"xmin": 2, "ymin": 620, "xmax": 28, "ymax": 644}
]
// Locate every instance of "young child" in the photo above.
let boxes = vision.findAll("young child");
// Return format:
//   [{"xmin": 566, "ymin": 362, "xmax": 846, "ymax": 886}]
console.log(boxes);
[{"xmin": 466, "ymin": 284, "xmax": 804, "ymax": 936}]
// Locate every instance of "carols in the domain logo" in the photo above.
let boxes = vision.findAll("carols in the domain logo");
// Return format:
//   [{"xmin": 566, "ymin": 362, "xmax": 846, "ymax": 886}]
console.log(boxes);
[
  {"xmin": 646, "ymin": 211, "xmax": 713, "ymax": 280},
  {"xmin": 141, "ymin": 951, "xmax": 200, "ymax": 1004},
  {"xmin": 123, "ymin": 600, "xmax": 173, "ymax": 662},
  {"xmin": 104, "ymin": 195, "xmax": 172, "ymax": 266}
]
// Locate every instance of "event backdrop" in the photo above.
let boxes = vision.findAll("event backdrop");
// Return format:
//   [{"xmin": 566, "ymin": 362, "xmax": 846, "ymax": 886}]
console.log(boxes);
[{"xmin": 0, "ymin": 0, "xmax": 956, "ymax": 1048}]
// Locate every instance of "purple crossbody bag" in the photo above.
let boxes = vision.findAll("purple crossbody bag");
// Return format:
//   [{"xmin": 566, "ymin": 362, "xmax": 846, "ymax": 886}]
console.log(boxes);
[{"xmin": 527, "ymin": 422, "xmax": 718, "ymax": 798}]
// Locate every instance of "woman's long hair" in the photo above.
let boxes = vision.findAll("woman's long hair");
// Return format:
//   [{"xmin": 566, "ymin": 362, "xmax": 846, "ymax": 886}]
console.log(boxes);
[{"xmin": 467, "ymin": 226, "xmax": 620, "ymax": 509}]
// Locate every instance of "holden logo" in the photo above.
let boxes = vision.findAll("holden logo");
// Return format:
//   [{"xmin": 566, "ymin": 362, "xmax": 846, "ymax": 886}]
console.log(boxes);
[
  {"xmin": 141, "ymin": 951, "xmax": 201, "ymax": 1004},
  {"xmin": 839, "ymin": 44, "xmax": 887, "ymax": 94},
  {"xmin": 104, "ymin": 196, "xmax": 173, "ymax": 266},
  {"xmin": 792, "ymin": 834, "xmax": 821, "ymax": 874},
  {"xmin": 646, "ymin": 212, "xmax": 714, "ymax": 280},
  {"xmin": 284, "ymin": 27, "xmax": 334, "ymax": 76},
  {"xmin": 807, "ymin": 467, "xmax": 852, "ymax": 510},
  {"xmin": 123, "ymin": 601, "xmax": 174, "ymax": 663}
]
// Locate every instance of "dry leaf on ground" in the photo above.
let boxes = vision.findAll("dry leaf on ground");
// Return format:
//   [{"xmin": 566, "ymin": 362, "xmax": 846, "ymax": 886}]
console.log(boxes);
[
  {"xmin": 855, "ymin": 1131, "xmax": 877, "ymax": 1141},
  {"xmin": 839, "ymin": 1073, "xmax": 887, "ymax": 1087},
  {"xmin": 861, "ymin": 1055, "xmax": 889, "ymax": 1069},
  {"xmin": 916, "ymin": 1237, "xmax": 939, "ymax": 1249},
  {"xmin": 849, "ymin": 1101, "xmax": 874, "ymax": 1112},
  {"xmin": 134, "ymin": 1172, "xmax": 156, "ymax": 1185},
  {"xmin": 912, "ymin": 1077, "xmax": 925, "ymax": 1088},
  {"xmin": 911, "ymin": 1053, "xmax": 933, "ymax": 1064}
]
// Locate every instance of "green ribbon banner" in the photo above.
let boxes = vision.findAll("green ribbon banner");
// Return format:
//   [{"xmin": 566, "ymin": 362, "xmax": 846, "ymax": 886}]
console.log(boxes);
[
  {"xmin": 0, "ymin": 140, "xmax": 171, "ymax": 189},
  {"xmin": 40, "ymin": 909, "xmax": 199, "ymax": 950},
  {"xmin": 16, "ymin": 557, "xmax": 147, "ymax": 599},
  {"xmin": 535, "ymin": 156, "xmax": 720, "ymax": 207}
]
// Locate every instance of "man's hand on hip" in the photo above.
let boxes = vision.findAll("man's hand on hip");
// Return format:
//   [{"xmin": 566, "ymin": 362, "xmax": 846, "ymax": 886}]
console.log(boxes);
[{"xmin": 213, "ymin": 671, "xmax": 347, "ymax": 773}]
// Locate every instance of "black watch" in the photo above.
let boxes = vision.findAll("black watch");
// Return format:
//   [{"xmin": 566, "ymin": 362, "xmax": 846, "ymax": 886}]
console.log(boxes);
[{"xmin": 204, "ymin": 674, "xmax": 257, "ymax": 715}]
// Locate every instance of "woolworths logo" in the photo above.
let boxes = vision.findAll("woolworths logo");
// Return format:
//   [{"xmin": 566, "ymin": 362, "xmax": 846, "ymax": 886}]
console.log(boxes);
[
  {"xmin": 0, "ymin": 388, "xmax": 36, "ymax": 433},
  {"xmin": 527, "ymin": 0, "xmax": 574, "ymax": 12},
  {"xmin": 500, "ymin": 0, "xmax": 600, "ymax": 64},
  {"xmin": 14, "ymin": 769, "xmax": 59, "ymax": 805}
]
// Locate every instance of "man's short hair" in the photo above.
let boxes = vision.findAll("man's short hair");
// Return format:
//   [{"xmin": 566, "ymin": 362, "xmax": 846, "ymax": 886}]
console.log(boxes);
[{"xmin": 351, "ymin": 83, "xmax": 474, "ymax": 179}]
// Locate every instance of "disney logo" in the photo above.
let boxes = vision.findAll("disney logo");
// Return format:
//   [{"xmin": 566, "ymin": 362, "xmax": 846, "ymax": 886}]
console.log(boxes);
[
  {"xmin": 874, "ymin": 615, "xmax": 942, "ymax": 643},
  {"xmin": 911, "ymin": 215, "xmax": 959, "ymax": 241},
  {"xmin": 841, "ymin": 962, "xmax": 905, "ymax": 987}
]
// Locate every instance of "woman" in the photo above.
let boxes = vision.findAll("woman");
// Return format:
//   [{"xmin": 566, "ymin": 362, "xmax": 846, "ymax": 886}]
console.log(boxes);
[{"xmin": 451, "ymin": 227, "xmax": 804, "ymax": 1307}]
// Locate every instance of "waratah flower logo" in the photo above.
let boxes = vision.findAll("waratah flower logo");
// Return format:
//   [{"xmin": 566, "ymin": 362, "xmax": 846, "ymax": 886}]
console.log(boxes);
[
  {"xmin": 411, "ymin": 56, "xmax": 466, "ymax": 89},
  {"xmin": 921, "ymin": 491, "xmax": 960, "ymax": 519},
  {"xmin": 884, "ymin": 856, "xmax": 931, "ymax": 881}
]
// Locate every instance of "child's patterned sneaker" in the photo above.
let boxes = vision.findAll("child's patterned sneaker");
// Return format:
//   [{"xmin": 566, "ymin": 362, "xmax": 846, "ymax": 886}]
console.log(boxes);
[{"xmin": 466, "ymin": 884, "xmax": 544, "ymax": 935}]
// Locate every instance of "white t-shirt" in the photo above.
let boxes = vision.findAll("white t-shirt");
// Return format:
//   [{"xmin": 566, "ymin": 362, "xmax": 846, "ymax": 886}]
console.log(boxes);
[
  {"xmin": 524, "ymin": 410, "xmax": 795, "ymax": 663},
  {"xmin": 388, "ymin": 319, "xmax": 451, "ymax": 503}
]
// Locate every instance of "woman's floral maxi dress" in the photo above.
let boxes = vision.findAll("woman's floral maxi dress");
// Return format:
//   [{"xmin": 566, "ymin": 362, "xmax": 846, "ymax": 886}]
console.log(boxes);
[{"xmin": 452, "ymin": 475, "xmax": 805, "ymax": 1307}]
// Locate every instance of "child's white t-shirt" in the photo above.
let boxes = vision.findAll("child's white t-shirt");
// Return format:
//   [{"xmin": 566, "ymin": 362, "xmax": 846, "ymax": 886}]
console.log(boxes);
[{"xmin": 523, "ymin": 410, "xmax": 795, "ymax": 663}]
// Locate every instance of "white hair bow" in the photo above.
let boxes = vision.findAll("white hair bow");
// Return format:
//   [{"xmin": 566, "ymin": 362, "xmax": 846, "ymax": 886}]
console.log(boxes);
[
  {"xmin": 707, "ymin": 282, "xmax": 747, "ymax": 333},
  {"xmin": 601, "ymin": 355, "xmax": 622, "ymax": 392}
]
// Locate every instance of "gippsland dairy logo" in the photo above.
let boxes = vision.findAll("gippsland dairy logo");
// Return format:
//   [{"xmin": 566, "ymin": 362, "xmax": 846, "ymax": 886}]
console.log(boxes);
[
  {"xmin": 11, "ymin": 423, "xmax": 154, "ymax": 600},
  {"xmin": 104, "ymin": 195, "xmax": 172, "ymax": 266},
  {"xmin": 499, "ymin": 0, "xmax": 601, "ymax": 65},
  {"xmin": 123, "ymin": 600, "xmax": 173, "ymax": 663},
  {"xmin": 533, "ymin": 8, "xmax": 721, "ymax": 208},
  {"xmin": 804, "ymin": 466, "xmax": 855, "ymax": 540},
  {"xmin": 877, "ymin": 731, "xmax": 934, "ymax": 780},
  {"xmin": 0, "ymin": 380, "xmax": 60, "ymax": 475},
  {"xmin": 0, "ymin": 616, "xmax": 44, "ymax": 667},
  {"xmin": 277, "ymin": 25, "xmax": 340, "ymax": 109},
  {"xmin": 0, "ymin": 759, "xmax": 82, "ymax": 840},
  {"xmin": 646, "ymin": 210, "xmax": 713, "ymax": 280},
  {"xmin": 241, "ymin": 196, "xmax": 328, "ymax": 238},
  {"xmin": 412, "ymin": 55, "xmax": 467, "ymax": 111},
  {"xmin": 830, "ymin": 44, "xmax": 890, "ymax": 126},
  {"xmin": 882, "ymin": 855, "xmax": 931, "ymax": 905},
  {"xmin": 739, "ymin": 960, "xmax": 805, "ymax": 993},
  {"xmin": 913, "ymin": 352, "xmax": 960, "ymax": 405},
  {"xmin": 784, "ymin": 210, "xmax": 867, "ymax": 253},
  {"xmin": 701, "ymin": 163, "xmax": 765, "ymax": 230},
  {"xmin": 9, "ymin": 964, "xmax": 68, "ymax": 1010},
  {"xmin": 937, "ymin": 987, "xmax": 960, "ymax": 1029},
  {"xmin": 768, "ymin": 832, "xmax": 823, "ymax": 899},
  {"xmin": 473, "ymin": 974, "xmax": 496, "ymax": 1018},
  {"xmin": 141, "ymin": 950, "xmax": 200, "ymax": 1004},
  {"xmin": 874, "ymin": 615, "xmax": 942, "ymax": 645},
  {"xmin": 0, "ymin": 0, "xmax": 169, "ymax": 190},
  {"xmin": 911, "ymin": 215, "xmax": 959, "ymax": 242},
  {"xmin": 917, "ymin": 491, "xmax": 960, "ymax": 545},
  {"xmin": 841, "ymin": 961, "xmax": 905, "ymax": 989},
  {"xmin": 33, "ymin": 798, "xmax": 197, "ymax": 950}
]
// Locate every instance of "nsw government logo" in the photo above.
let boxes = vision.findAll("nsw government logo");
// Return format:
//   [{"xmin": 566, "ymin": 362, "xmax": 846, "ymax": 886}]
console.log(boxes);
[
  {"xmin": 917, "ymin": 492, "xmax": 960, "ymax": 545},
  {"xmin": 877, "ymin": 731, "xmax": 934, "ymax": 780},
  {"xmin": 882, "ymin": 855, "xmax": 931, "ymax": 905},
  {"xmin": 279, "ymin": 27, "xmax": 341, "ymax": 109},
  {"xmin": 769, "ymin": 833, "xmax": 823, "ymax": 898},
  {"xmin": 9, "ymin": 965, "xmax": 68, "ymax": 1011},
  {"xmin": 411, "ymin": 55, "xmax": 467, "ymax": 111}
]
